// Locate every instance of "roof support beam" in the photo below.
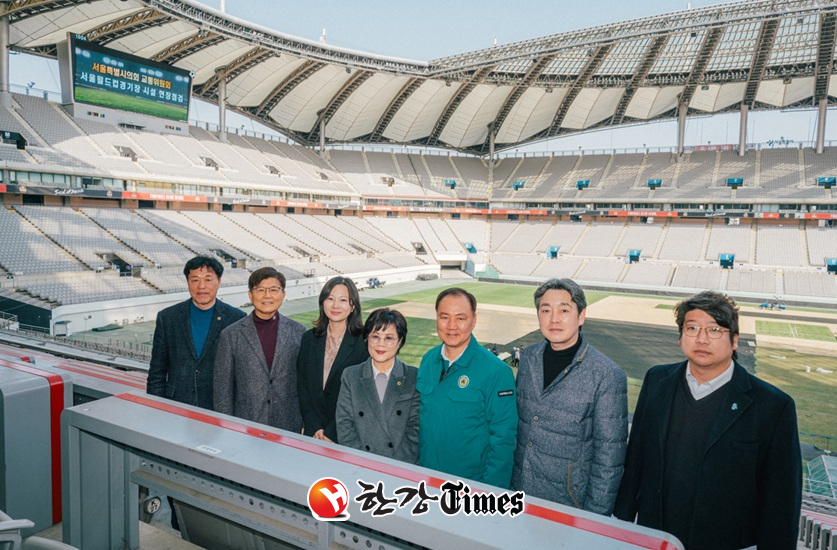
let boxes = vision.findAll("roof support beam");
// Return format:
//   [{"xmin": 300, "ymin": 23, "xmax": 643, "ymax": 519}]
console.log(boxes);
[
  {"xmin": 677, "ymin": 27, "xmax": 724, "ymax": 111},
  {"xmin": 742, "ymin": 19, "xmax": 779, "ymax": 107},
  {"xmin": 249, "ymin": 60, "xmax": 326, "ymax": 119},
  {"xmin": 368, "ymin": 77, "xmax": 422, "ymax": 143},
  {"xmin": 83, "ymin": 8, "xmax": 170, "ymax": 45},
  {"xmin": 611, "ymin": 35, "xmax": 669, "ymax": 125},
  {"xmin": 151, "ymin": 31, "xmax": 225, "ymax": 63},
  {"xmin": 544, "ymin": 44, "xmax": 612, "ymax": 138},
  {"xmin": 306, "ymin": 70, "xmax": 374, "ymax": 144},
  {"xmin": 478, "ymin": 55, "xmax": 554, "ymax": 155},
  {"xmin": 194, "ymin": 47, "xmax": 274, "ymax": 99},
  {"xmin": 426, "ymin": 67, "xmax": 493, "ymax": 147},
  {"xmin": 2, "ymin": 0, "xmax": 77, "ymax": 22},
  {"xmin": 814, "ymin": 12, "xmax": 837, "ymax": 102}
]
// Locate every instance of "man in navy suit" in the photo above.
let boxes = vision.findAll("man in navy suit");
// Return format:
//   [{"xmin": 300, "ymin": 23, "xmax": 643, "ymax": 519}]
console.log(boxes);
[
  {"xmin": 614, "ymin": 291, "xmax": 801, "ymax": 550},
  {"xmin": 147, "ymin": 255, "xmax": 245, "ymax": 410}
]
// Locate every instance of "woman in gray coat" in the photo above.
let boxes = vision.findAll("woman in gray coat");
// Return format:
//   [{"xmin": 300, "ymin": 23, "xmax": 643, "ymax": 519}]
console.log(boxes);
[{"xmin": 336, "ymin": 308, "xmax": 419, "ymax": 463}]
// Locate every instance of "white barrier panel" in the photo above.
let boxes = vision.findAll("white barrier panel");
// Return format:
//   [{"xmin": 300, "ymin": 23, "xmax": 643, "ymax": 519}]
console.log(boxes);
[{"xmin": 62, "ymin": 392, "xmax": 682, "ymax": 550}]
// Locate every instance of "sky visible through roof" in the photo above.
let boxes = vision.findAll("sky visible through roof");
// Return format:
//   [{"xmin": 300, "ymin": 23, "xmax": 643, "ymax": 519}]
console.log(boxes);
[{"xmin": 9, "ymin": 0, "xmax": 833, "ymax": 152}]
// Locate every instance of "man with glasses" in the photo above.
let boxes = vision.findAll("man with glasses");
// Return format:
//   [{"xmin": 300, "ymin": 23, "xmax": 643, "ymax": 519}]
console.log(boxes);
[
  {"xmin": 614, "ymin": 290, "xmax": 801, "ymax": 550},
  {"xmin": 214, "ymin": 267, "xmax": 306, "ymax": 431}
]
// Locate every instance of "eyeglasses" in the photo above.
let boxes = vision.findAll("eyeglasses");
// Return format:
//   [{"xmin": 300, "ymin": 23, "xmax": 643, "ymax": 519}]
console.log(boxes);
[
  {"xmin": 368, "ymin": 334, "xmax": 400, "ymax": 346},
  {"xmin": 252, "ymin": 286, "xmax": 284, "ymax": 296},
  {"xmin": 682, "ymin": 325, "xmax": 730, "ymax": 339}
]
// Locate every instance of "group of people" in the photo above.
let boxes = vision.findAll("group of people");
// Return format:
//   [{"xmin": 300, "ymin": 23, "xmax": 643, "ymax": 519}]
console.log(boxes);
[{"xmin": 148, "ymin": 255, "xmax": 802, "ymax": 550}]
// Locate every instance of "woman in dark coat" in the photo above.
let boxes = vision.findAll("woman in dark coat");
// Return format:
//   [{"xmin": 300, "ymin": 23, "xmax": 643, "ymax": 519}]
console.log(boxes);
[{"xmin": 297, "ymin": 276, "xmax": 368, "ymax": 442}]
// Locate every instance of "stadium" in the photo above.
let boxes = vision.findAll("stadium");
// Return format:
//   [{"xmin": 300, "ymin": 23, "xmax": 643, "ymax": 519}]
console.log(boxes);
[{"xmin": 0, "ymin": 0, "xmax": 835, "ymax": 548}]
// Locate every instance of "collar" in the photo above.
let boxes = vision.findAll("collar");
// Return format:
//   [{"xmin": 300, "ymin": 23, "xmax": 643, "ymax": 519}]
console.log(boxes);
[
  {"xmin": 372, "ymin": 362, "xmax": 395, "ymax": 381},
  {"xmin": 685, "ymin": 359, "xmax": 734, "ymax": 400},
  {"xmin": 252, "ymin": 312, "xmax": 278, "ymax": 325},
  {"xmin": 440, "ymin": 335, "xmax": 478, "ymax": 368}
]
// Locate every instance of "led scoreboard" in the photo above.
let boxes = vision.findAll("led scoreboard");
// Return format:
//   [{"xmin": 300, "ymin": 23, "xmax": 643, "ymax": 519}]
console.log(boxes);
[{"xmin": 60, "ymin": 34, "xmax": 192, "ymax": 130}]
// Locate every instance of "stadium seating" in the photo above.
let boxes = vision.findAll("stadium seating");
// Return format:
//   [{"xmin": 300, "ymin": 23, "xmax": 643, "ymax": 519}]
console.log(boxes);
[
  {"xmin": 725, "ymin": 268, "xmax": 778, "ymax": 294},
  {"xmin": 755, "ymin": 225, "xmax": 806, "ymax": 267},
  {"xmin": 806, "ymin": 227, "xmax": 837, "ymax": 266},
  {"xmin": 0, "ymin": 208, "xmax": 85, "ymax": 275},
  {"xmin": 706, "ymin": 225, "xmax": 752, "ymax": 263},
  {"xmin": 621, "ymin": 262, "xmax": 673, "ymax": 287},
  {"xmin": 4, "ymin": 93, "xmax": 837, "ymax": 306},
  {"xmin": 14, "ymin": 205, "xmax": 146, "ymax": 269},
  {"xmin": 575, "ymin": 259, "xmax": 626, "ymax": 283},
  {"xmin": 657, "ymin": 224, "xmax": 707, "ymax": 262},
  {"xmin": 82, "ymin": 208, "xmax": 194, "ymax": 267},
  {"xmin": 572, "ymin": 223, "xmax": 625, "ymax": 257}
]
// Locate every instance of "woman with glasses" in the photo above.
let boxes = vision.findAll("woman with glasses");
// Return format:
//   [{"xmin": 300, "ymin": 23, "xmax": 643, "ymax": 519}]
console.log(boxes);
[
  {"xmin": 297, "ymin": 276, "xmax": 368, "ymax": 443},
  {"xmin": 336, "ymin": 308, "xmax": 419, "ymax": 463},
  {"xmin": 214, "ymin": 267, "xmax": 306, "ymax": 431}
]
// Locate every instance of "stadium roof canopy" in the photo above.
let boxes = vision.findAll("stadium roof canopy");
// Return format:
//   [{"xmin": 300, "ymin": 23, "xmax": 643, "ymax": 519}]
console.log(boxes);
[{"xmin": 6, "ymin": 0, "xmax": 837, "ymax": 155}]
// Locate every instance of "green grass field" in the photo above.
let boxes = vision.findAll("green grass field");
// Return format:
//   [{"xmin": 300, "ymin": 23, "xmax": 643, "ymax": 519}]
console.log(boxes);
[
  {"xmin": 755, "ymin": 349, "xmax": 837, "ymax": 447},
  {"xmin": 285, "ymin": 281, "xmax": 837, "ymax": 447},
  {"xmin": 756, "ymin": 320, "xmax": 836, "ymax": 342},
  {"xmin": 75, "ymin": 86, "xmax": 188, "ymax": 121}
]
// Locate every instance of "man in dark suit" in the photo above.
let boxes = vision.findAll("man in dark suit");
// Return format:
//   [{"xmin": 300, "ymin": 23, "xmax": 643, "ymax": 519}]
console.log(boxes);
[
  {"xmin": 614, "ymin": 291, "xmax": 801, "ymax": 550},
  {"xmin": 146, "ymin": 255, "xmax": 245, "ymax": 530},
  {"xmin": 147, "ymin": 255, "xmax": 245, "ymax": 409},
  {"xmin": 336, "ymin": 308, "xmax": 419, "ymax": 463},
  {"xmin": 214, "ymin": 267, "xmax": 305, "ymax": 431}
]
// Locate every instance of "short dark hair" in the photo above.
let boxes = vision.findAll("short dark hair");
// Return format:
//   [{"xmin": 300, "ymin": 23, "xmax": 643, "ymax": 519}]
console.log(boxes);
[
  {"xmin": 363, "ymin": 308, "xmax": 408, "ymax": 353},
  {"xmin": 248, "ymin": 267, "xmax": 286, "ymax": 291},
  {"xmin": 675, "ymin": 290, "xmax": 739, "ymax": 345},
  {"xmin": 435, "ymin": 287, "xmax": 477, "ymax": 313},
  {"xmin": 533, "ymin": 278, "xmax": 587, "ymax": 311},
  {"xmin": 183, "ymin": 255, "xmax": 223, "ymax": 279},
  {"xmin": 313, "ymin": 276, "xmax": 363, "ymax": 337}
]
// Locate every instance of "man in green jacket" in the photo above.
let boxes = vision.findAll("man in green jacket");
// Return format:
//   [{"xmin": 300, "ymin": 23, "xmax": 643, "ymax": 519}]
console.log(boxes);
[{"xmin": 417, "ymin": 287, "xmax": 518, "ymax": 489}]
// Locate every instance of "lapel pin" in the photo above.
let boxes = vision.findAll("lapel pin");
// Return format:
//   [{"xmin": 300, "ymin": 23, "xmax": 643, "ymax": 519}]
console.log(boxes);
[
  {"xmin": 731, "ymin": 403, "xmax": 738, "ymax": 411},
  {"xmin": 397, "ymin": 380, "xmax": 402, "ymax": 386},
  {"xmin": 217, "ymin": 317, "xmax": 221, "ymax": 321}
]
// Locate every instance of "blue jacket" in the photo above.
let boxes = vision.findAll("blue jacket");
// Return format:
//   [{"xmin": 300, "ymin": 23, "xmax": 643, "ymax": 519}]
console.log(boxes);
[
  {"xmin": 511, "ymin": 336, "xmax": 627, "ymax": 515},
  {"xmin": 417, "ymin": 336, "xmax": 517, "ymax": 489}
]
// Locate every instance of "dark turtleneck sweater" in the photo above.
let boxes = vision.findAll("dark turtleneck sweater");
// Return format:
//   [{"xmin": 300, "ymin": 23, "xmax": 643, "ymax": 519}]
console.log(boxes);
[
  {"xmin": 542, "ymin": 336, "xmax": 582, "ymax": 389},
  {"xmin": 253, "ymin": 312, "xmax": 278, "ymax": 370}
]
